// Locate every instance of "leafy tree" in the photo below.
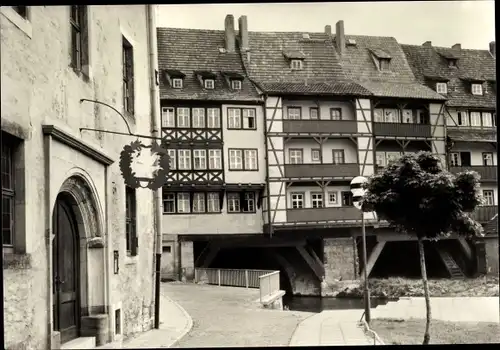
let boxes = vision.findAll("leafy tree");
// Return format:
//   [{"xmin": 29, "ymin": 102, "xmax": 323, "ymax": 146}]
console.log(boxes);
[{"xmin": 361, "ymin": 151, "xmax": 484, "ymax": 344}]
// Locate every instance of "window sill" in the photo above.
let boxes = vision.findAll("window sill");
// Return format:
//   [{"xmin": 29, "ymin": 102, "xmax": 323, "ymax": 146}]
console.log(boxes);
[
  {"xmin": 228, "ymin": 169, "xmax": 259, "ymax": 172},
  {"xmin": 70, "ymin": 65, "xmax": 92, "ymax": 84},
  {"xmin": 1, "ymin": 7, "xmax": 32, "ymax": 39},
  {"xmin": 3, "ymin": 250, "xmax": 32, "ymax": 270},
  {"xmin": 124, "ymin": 254, "xmax": 138, "ymax": 265}
]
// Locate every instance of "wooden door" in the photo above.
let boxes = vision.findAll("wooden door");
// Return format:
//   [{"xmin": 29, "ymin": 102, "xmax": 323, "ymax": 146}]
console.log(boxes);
[{"xmin": 52, "ymin": 196, "xmax": 80, "ymax": 343}]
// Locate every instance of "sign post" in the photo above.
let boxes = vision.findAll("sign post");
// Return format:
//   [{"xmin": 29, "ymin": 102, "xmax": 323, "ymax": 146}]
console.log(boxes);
[{"xmin": 350, "ymin": 176, "xmax": 371, "ymax": 324}]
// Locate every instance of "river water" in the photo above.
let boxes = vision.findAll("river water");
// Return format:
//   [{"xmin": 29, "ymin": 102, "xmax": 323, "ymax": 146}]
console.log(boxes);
[{"xmin": 283, "ymin": 295, "xmax": 397, "ymax": 313}]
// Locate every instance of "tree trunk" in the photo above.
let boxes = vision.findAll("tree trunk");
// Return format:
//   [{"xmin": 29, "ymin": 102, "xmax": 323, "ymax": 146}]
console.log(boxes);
[{"xmin": 418, "ymin": 238, "xmax": 431, "ymax": 345}]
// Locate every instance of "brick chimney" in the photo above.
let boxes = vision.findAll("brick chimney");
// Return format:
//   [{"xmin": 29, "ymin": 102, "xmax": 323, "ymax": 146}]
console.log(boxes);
[
  {"xmin": 489, "ymin": 41, "xmax": 496, "ymax": 57},
  {"xmin": 335, "ymin": 20, "xmax": 346, "ymax": 55},
  {"xmin": 224, "ymin": 14, "xmax": 236, "ymax": 52},
  {"xmin": 238, "ymin": 15, "xmax": 249, "ymax": 51},
  {"xmin": 452, "ymin": 43, "xmax": 461, "ymax": 50},
  {"xmin": 324, "ymin": 25, "xmax": 332, "ymax": 36},
  {"xmin": 422, "ymin": 41, "xmax": 432, "ymax": 47}
]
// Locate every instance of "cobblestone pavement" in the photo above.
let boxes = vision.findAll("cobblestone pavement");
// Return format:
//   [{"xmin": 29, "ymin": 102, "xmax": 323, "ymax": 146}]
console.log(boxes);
[{"xmin": 162, "ymin": 282, "xmax": 314, "ymax": 348}]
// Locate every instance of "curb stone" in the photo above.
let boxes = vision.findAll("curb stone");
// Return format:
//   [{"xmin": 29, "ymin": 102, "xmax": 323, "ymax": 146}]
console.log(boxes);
[{"xmin": 164, "ymin": 292, "xmax": 194, "ymax": 348}]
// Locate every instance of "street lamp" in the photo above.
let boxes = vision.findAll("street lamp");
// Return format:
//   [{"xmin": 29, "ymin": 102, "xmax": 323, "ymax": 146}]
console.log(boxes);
[{"xmin": 350, "ymin": 176, "xmax": 371, "ymax": 324}]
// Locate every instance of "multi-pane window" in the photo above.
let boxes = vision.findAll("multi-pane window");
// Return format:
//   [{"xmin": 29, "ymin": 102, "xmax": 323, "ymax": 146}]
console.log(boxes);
[
  {"xmin": 291, "ymin": 193, "xmax": 304, "ymax": 209},
  {"xmin": 287, "ymin": 107, "xmax": 301, "ymax": 120},
  {"xmin": 204, "ymin": 79, "xmax": 215, "ymax": 89},
  {"xmin": 376, "ymin": 152, "xmax": 386, "ymax": 168},
  {"xmin": 167, "ymin": 149, "xmax": 176, "ymax": 170},
  {"xmin": 341, "ymin": 191, "xmax": 353, "ymax": 206},
  {"xmin": 244, "ymin": 149, "xmax": 258, "ymax": 170},
  {"xmin": 193, "ymin": 150, "xmax": 206, "ymax": 170},
  {"xmin": 457, "ymin": 111, "xmax": 469, "ymax": 126},
  {"xmin": 243, "ymin": 192, "xmax": 256, "ymax": 213},
  {"xmin": 163, "ymin": 193, "xmax": 176, "ymax": 213},
  {"xmin": 231, "ymin": 80, "xmax": 242, "ymax": 90},
  {"xmin": 330, "ymin": 108, "xmax": 342, "ymax": 120},
  {"xmin": 178, "ymin": 149, "xmax": 191, "ymax": 170},
  {"xmin": 122, "ymin": 36, "xmax": 134, "ymax": 114},
  {"xmin": 172, "ymin": 78, "xmax": 183, "ymax": 88},
  {"xmin": 289, "ymin": 149, "xmax": 303, "ymax": 164},
  {"xmin": 386, "ymin": 152, "xmax": 402, "ymax": 165},
  {"xmin": 125, "ymin": 186, "xmax": 137, "ymax": 255},
  {"xmin": 192, "ymin": 108, "xmax": 206, "ymax": 128},
  {"xmin": 208, "ymin": 149, "xmax": 222, "ymax": 169},
  {"xmin": 436, "ymin": 82, "xmax": 448, "ymax": 94},
  {"xmin": 332, "ymin": 150, "xmax": 345, "ymax": 164},
  {"xmin": 177, "ymin": 108, "xmax": 190, "ymax": 128},
  {"xmin": 229, "ymin": 149, "xmax": 243, "ymax": 170},
  {"xmin": 311, "ymin": 193, "xmax": 324, "ymax": 209},
  {"xmin": 2, "ymin": 137, "xmax": 15, "ymax": 246},
  {"xmin": 162, "ymin": 107, "xmax": 175, "ymax": 128},
  {"xmin": 228, "ymin": 108, "xmax": 242, "ymax": 129},
  {"xmin": 242, "ymin": 109, "xmax": 256, "ymax": 129},
  {"xmin": 207, "ymin": 108, "xmax": 221, "ymax": 128},
  {"xmin": 227, "ymin": 193, "xmax": 240, "ymax": 213},
  {"xmin": 177, "ymin": 193, "xmax": 190, "ymax": 213},
  {"xmin": 11, "ymin": 6, "xmax": 27, "ymax": 18},
  {"xmin": 449, "ymin": 153, "xmax": 460, "ymax": 166},
  {"xmin": 482, "ymin": 190, "xmax": 494, "ymax": 206},
  {"xmin": 379, "ymin": 58, "xmax": 390, "ymax": 71},
  {"xmin": 291, "ymin": 59, "xmax": 303, "ymax": 70},
  {"xmin": 70, "ymin": 6, "xmax": 86, "ymax": 72},
  {"xmin": 310, "ymin": 107, "xmax": 319, "ymax": 119},
  {"xmin": 470, "ymin": 112, "xmax": 481, "ymax": 126},
  {"xmin": 483, "ymin": 153, "xmax": 494, "ymax": 166},
  {"xmin": 311, "ymin": 149, "xmax": 321, "ymax": 162},
  {"xmin": 482, "ymin": 112, "xmax": 493, "ymax": 127},
  {"xmin": 472, "ymin": 83, "xmax": 483, "ymax": 95},
  {"xmin": 384, "ymin": 109, "xmax": 399, "ymax": 123},
  {"xmin": 328, "ymin": 191, "xmax": 338, "ymax": 204},
  {"xmin": 193, "ymin": 193, "xmax": 206, "ymax": 213},
  {"xmin": 402, "ymin": 109, "xmax": 414, "ymax": 123},
  {"xmin": 207, "ymin": 192, "xmax": 220, "ymax": 213}
]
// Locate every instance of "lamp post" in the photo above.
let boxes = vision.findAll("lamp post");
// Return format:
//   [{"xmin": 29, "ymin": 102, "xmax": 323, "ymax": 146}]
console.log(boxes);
[{"xmin": 350, "ymin": 176, "xmax": 371, "ymax": 324}]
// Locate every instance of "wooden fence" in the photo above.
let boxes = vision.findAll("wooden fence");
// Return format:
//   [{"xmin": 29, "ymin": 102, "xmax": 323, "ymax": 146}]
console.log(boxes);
[{"xmin": 194, "ymin": 268, "xmax": 274, "ymax": 288}]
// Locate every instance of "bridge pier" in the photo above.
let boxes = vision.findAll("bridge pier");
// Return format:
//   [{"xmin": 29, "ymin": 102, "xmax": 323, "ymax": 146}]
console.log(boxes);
[{"xmin": 322, "ymin": 237, "xmax": 359, "ymax": 296}]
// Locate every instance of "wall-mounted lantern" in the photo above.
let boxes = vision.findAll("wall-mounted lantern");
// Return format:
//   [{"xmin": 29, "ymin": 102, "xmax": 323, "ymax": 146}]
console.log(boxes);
[{"xmin": 114, "ymin": 250, "xmax": 119, "ymax": 274}]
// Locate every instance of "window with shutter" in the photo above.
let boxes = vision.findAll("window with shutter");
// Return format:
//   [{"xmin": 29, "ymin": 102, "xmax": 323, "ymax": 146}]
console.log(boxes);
[
  {"xmin": 125, "ymin": 186, "xmax": 138, "ymax": 256},
  {"xmin": 70, "ymin": 6, "xmax": 89, "ymax": 73}
]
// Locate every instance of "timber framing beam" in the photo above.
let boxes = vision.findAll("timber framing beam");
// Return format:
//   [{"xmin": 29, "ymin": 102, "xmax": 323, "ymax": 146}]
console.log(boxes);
[
  {"xmin": 201, "ymin": 244, "xmax": 221, "ymax": 268},
  {"xmin": 296, "ymin": 245, "xmax": 325, "ymax": 280},
  {"xmin": 360, "ymin": 241, "xmax": 386, "ymax": 278}
]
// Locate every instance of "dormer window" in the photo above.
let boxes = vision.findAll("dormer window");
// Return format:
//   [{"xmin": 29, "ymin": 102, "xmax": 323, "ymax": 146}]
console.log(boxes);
[
  {"xmin": 204, "ymin": 79, "xmax": 215, "ymax": 89},
  {"xmin": 231, "ymin": 80, "xmax": 242, "ymax": 90},
  {"xmin": 291, "ymin": 59, "xmax": 303, "ymax": 70},
  {"xmin": 472, "ymin": 83, "xmax": 483, "ymax": 95},
  {"xmin": 172, "ymin": 78, "xmax": 183, "ymax": 89},
  {"xmin": 379, "ymin": 58, "xmax": 390, "ymax": 71},
  {"xmin": 448, "ymin": 59, "xmax": 458, "ymax": 68},
  {"xmin": 436, "ymin": 82, "xmax": 448, "ymax": 94},
  {"xmin": 370, "ymin": 49, "xmax": 392, "ymax": 71}
]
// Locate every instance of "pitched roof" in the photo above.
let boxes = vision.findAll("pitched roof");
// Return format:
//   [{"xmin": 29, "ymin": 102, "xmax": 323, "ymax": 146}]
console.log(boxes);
[
  {"xmin": 156, "ymin": 28, "xmax": 261, "ymax": 102},
  {"xmin": 335, "ymin": 35, "xmax": 445, "ymax": 100},
  {"xmin": 240, "ymin": 31, "xmax": 369, "ymax": 96},
  {"xmin": 401, "ymin": 44, "xmax": 496, "ymax": 108}
]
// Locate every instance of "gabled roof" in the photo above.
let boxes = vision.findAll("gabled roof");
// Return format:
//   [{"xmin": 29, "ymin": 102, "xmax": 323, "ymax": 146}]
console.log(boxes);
[
  {"xmin": 156, "ymin": 27, "xmax": 261, "ymax": 102},
  {"xmin": 336, "ymin": 35, "xmax": 445, "ymax": 101},
  {"xmin": 401, "ymin": 44, "xmax": 496, "ymax": 108}
]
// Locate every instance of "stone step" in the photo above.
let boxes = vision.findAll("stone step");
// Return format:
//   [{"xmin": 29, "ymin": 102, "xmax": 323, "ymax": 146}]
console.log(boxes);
[{"xmin": 61, "ymin": 337, "xmax": 96, "ymax": 349}]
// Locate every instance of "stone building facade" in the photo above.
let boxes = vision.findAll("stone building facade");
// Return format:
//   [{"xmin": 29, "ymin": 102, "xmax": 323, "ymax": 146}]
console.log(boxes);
[{"xmin": 2, "ymin": 5, "xmax": 158, "ymax": 349}]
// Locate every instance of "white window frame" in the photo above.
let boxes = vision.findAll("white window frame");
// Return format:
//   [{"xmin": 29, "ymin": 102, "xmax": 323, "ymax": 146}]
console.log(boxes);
[
  {"xmin": 386, "ymin": 152, "xmax": 402, "ymax": 164},
  {"xmin": 374, "ymin": 109, "xmax": 384, "ymax": 122},
  {"xmin": 227, "ymin": 193, "xmax": 240, "ymax": 213},
  {"xmin": 163, "ymin": 193, "xmax": 176, "ymax": 213},
  {"xmin": 376, "ymin": 152, "xmax": 386, "ymax": 167},
  {"xmin": 161, "ymin": 107, "xmax": 175, "ymax": 128},
  {"xmin": 192, "ymin": 108, "xmax": 205, "ymax": 128},
  {"xmin": 332, "ymin": 150, "xmax": 345, "ymax": 165},
  {"xmin": 328, "ymin": 191, "xmax": 338, "ymax": 205},
  {"xmin": 384, "ymin": 109, "xmax": 399, "ymax": 123},
  {"xmin": 291, "ymin": 59, "xmax": 303, "ymax": 70},
  {"xmin": 472, "ymin": 83, "xmax": 483, "ymax": 95},
  {"xmin": 311, "ymin": 149, "xmax": 321, "ymax": 162},
  {"xmin": 207, "ymin": 192, "xmax": 220, "ymax": 213},
  {"xmin": 177, "ymin": 149, "xmax": 191, "ymax": 170},
  {"xmin": 449, "ymin": 152, "xmax": 460, "ymax": 166},
  {"xmin": 482, "ymin": 190, "xmax": 494, "ymax": 206},
  {"xmin": 402, "ymin": 109, "xmax": 414, "ymax": 123},
  {"xmin": 207, "ymin": 108, "xmax": 221, "ymax": 128},
  {"xmin": 231, "ymin": 80, "xmax": 242, "ymax": 90},
  {"xmin": 172, "ymin": 78, "xmax": 183, "ymax": 89},
  {"xmin": 177, "ymin": 193, "xmax": 190, "ymax": 213},
  {"xmin": 483, "ymin": 152, "xmax": 493, "ymax": 166},
  {"xmin": 204, "ymin": 79, "xmax": 215, "ymax": 89},
  {"xmin": 177, "ymin": 107, "xmax": 190, "ymax": 128},
  {"xmin": 436, "ymin": 82, "xmax": 448, "ymax": 94},
  {"xmin": 291, "ymin": 193, "xmax": 304, "ymax": 209},
  {"xmin": 244, "ymin": 149, "xmax": 258, "ymax": 170},
  {"xmin": 287, "ymin": 107, "xmax": 301, "ymax": 120},
  {"xmin": 229, "ymin": 149, "xmax": 243, "ymax": 170},
  {"xmin": 289, "ymin": 149, "xmax": 303, "ymax": 164},
  {"xmin": 330, "ymin": 108, "xmax": 342, "ymax": 121},
  {"xmin": 470, "ymin": 111, "xmax": 481, "ymax": 127},
  {"xmin": 242, "ymin": 109, "xmax": 256, "ymax": 129},
  {"xmin": 311, "ymin": 192, "xmax": 324, "ymax": 209},
  {"xmin": 208, "ymin": 149, "xmax": 222, "ymax": 170},
  {"xmin": 167, "ymin": 149, "xmax": 176, "ymax": 170},
  {"xmin": 228, "ymin": 108, "xmax": 242, "ymax": 129},
  {"xmin": 193, "ymin": 193, "xmax": 206, "ymax": 213},
  {"xmin": 193, "ymin": 149, "xmax": 207, "ymax": 170},
  {"xmin": 482, "ymin": 112, "xmax": 493, "ymax": 127},
  {"xmin": 310, "ymin": 107, "xmax": 319, "ymax": 120},
  {"xmin": 243, "ymin": 192, "xmax": 256, "ymax": 213},
  {"xmin": 457, "ymin": 111, "xmax": 469, "ymax": 126}
]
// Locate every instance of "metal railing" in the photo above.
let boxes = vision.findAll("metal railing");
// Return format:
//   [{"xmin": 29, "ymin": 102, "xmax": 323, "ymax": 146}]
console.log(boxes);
[
  {"xmin": 194, "ymin": 268, "xmax": 274, "ymax": 288},
  {"xmin": 258, "ymin": 270, "xmax": 280, "ymax": 303}
]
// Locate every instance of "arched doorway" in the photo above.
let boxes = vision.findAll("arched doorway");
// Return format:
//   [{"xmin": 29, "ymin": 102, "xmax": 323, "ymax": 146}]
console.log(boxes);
[{"xmin": 52, "ymin": 193, "xmax": 81, "ymax": 343}]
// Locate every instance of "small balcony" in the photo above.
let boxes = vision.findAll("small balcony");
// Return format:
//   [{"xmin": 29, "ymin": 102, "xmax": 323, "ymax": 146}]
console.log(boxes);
[
  {"xmin": 284, "ymin": 163, "xmax": 359, "ymax": 178},
  {"xmin": 449, "ymin": 166, "xmax": 497, "ymax": 182},
  {"xmin": 283, "ymin": 120, "xmax": 357, "ymax": 134},
  {"xmin": 286, "ymin": 206, "xmax": 362, "ymax": 223},
  {"xmin": 471, "ymin": 205, "xmax": 498, "ymax": 223},
  {"xmin": 373, "ymin": 122, "xmax": 431, "ymax": 138}
]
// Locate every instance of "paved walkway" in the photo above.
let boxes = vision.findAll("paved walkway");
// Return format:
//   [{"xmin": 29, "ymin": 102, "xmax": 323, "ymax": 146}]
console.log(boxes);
[{"xmin": 289, "ymin": 310, "xmax": 373, "ymax": 346}]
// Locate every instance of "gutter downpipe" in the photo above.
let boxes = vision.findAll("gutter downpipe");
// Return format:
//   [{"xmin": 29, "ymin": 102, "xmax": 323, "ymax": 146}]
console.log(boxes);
[{"xmin": 147, "ymin": 4, "xmax": 163, "ymax": 330}]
